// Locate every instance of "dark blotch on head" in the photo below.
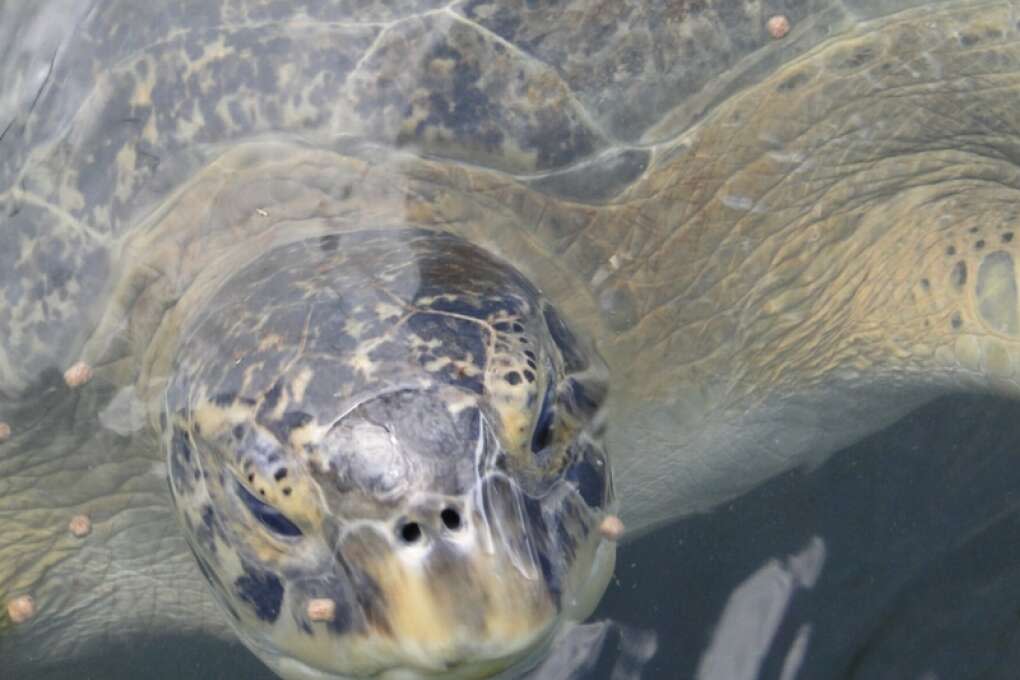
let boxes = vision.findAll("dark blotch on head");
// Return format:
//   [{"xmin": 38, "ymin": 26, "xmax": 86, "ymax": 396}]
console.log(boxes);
[
  {"xmin": 406, "ymin": 313, "xmax": 487, "ymax": 394},
  {"xmin": 506, "ymin": 371, "xmax": 522, "ymax": 386},
  {"xmin": 976, "ymin": 239, "xmax": 986, "ymax": 250},
  {"xmin": 202, "ymin": 504, "xmax": 216, "ymax": 530},
  {"xmin": 951, "ymin": 312, "xmax": 963, "ymax": 330},
  {"xmin": 195, "ymin": 504, "xmax": 224, "ymax": 556},
  {"xmin": 235, "ymin": 562, "xmax": 285, "ymax": 623},
  {"xmin": 259, "ymin": 403, "xmax": 313, "ymax": 445},
  {"xmin": 173, "ymin": 426, "xmax": 192, "ymax": 462},
  {"xmin": 169, "ymin": 426, "xmax": 195, "ymax": 495},
  {"xmin": 212, "ymin": 392, "xmax": 236, "ymax": 407},
  {"xmin": 946, "ymin": 245, "xmax": 957, "ymax": 256},
  {"xmin": 260, "ymin": 380, "xmax": 284, "ymax": 414},
  {"xmin": 1002, "ymin": 232, "xmax": 1014, "ymax": 243}
]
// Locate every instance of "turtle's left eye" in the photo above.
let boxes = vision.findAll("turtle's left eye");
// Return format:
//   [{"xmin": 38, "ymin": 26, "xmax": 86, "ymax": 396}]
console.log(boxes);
[
  {"xmin": 531, "ymin": 382, "xmax": 556, "ymax": 454},
  {"xmin": 235, "ymin": 480, "xmax": 303, "ymax": 537}
]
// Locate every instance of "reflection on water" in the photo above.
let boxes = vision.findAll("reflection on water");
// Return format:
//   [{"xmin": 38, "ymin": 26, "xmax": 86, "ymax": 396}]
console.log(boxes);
[{"xmin": 696, "ymin": 537, "xmax": 825, "ymax": 680}]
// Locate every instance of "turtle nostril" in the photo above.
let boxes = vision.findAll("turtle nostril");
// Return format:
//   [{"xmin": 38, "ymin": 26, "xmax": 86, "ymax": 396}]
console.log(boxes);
[
  {"xmin": 399, "ymin": 522, "xmax": 423, "ymax": 544},
  {"xmin": 441, "ymin": 507, "xmax": 462, "ymax": 531}
]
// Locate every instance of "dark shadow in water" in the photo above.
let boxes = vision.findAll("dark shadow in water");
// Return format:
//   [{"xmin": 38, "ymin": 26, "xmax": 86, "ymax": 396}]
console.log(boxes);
[
  {"xmin": 26, "ymin": 394, "xmax": 1020, "ymax": 679},
  {"xmin": 27, "ymin": 635, "xmax": 274, "ymax": 680},
  {"xmin": 599, "ymin": 394, "xmax": 1020, "ymax": 679}
]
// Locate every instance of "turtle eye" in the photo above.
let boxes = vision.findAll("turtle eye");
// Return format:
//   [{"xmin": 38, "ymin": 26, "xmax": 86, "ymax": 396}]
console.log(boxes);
[
  {"xmin": 235, "ymin": 480, "xmax": 303, "ymax": 537},
  {"xmin": 531, "ymin": 382, "xmax": 556, "ymax": 454}
]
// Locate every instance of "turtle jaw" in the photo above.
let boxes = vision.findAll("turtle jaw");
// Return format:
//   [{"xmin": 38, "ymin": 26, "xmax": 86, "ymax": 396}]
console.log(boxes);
[
  {"xmin": 213, "ymin": 475, "xmax": 616, "ymax": 680},
  {"xmin": 294, "ymin": 466, "xmax": 616, "ymax": 680}
]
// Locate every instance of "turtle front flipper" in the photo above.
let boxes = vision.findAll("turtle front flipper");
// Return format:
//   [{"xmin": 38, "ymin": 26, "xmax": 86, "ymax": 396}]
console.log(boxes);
[
  {"xmin": 0, "ymin": 372, "xmax": 238, "ymax": 676},
  {"xmin": 595, "ymin": 1, "xmax": 1020, "ymax": 535}
]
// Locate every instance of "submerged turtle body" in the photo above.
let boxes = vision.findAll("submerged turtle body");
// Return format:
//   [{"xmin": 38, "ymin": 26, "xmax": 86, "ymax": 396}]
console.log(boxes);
[{"xmin": 3, "ymin": 0, "xmax": 1020, "ymax": 677}]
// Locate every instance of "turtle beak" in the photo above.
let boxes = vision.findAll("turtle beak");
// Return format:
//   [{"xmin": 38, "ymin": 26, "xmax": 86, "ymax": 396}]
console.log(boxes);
[
  {"xmin": 308, "ymin": 460, "xmax": 613, "ymax": 678},
  {"xmin": 323, "ymin": 484, "xmax": 560, "ymax": 676}
]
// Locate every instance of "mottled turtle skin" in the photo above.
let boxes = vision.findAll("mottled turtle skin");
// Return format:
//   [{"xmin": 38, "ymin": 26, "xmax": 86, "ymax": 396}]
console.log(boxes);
[
  {"xmin": 166, "ymin": 229, "xmax": 614, "ymax": 678},
  {"xmin": 3, "ymin": 0, "xmax": 1020, "ymax": 678}
]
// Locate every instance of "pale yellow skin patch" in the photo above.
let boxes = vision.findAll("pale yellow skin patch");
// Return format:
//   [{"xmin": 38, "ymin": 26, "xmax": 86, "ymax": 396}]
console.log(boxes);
[{"xmin": 356, "ymin": 545, "xmax": 554, "ymax": 671}]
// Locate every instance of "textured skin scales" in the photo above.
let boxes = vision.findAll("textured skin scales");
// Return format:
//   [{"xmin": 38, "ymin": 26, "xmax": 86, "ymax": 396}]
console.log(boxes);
[
  {"xmin": 597, "ymin": 1, "xmax": 1020, "ymax": 529},
  {"xmin": 2, "ymin": 0, "xmax": 1020, "ymax": 677}
]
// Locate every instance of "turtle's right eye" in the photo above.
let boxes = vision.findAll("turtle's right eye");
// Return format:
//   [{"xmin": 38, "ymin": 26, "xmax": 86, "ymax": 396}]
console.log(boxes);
[
  {"xmin": 531, "ymin": 382, "xmax": 556, "ymax": 454},
  {"xmin": 235, "ymin": 480, "xmax": 303, "ymax": 537}
]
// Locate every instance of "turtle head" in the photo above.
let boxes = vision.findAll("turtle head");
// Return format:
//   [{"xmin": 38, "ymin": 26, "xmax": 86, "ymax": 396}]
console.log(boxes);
[{"xmin": 163, "ymin": 229, "xmax": 616, "ymax": 679}]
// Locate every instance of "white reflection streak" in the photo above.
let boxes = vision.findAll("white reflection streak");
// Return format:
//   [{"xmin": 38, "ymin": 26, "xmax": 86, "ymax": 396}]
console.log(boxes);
[
  {"xmin": 696, "ymin": 536, "xmax": 826, "ymax": 680},
  {"xmin": 778, "ymin": 624, "xmax": 812, "ymax": 680}
]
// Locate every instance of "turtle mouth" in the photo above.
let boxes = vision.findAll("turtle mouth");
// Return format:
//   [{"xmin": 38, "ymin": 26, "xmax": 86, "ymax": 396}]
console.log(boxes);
[
  {"xmin": 294, "ymin": 469, "xmax": 612, "ymax": 679},
  {"xmin": 229, "ymin": 469, "xmax": 617, "ymax": 680}
]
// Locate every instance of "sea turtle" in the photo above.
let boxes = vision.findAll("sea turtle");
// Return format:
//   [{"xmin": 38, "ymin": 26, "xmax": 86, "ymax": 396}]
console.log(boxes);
[{"xmin": 2, "ymin": 0, "xmax": 1019, "ymax": 677}]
